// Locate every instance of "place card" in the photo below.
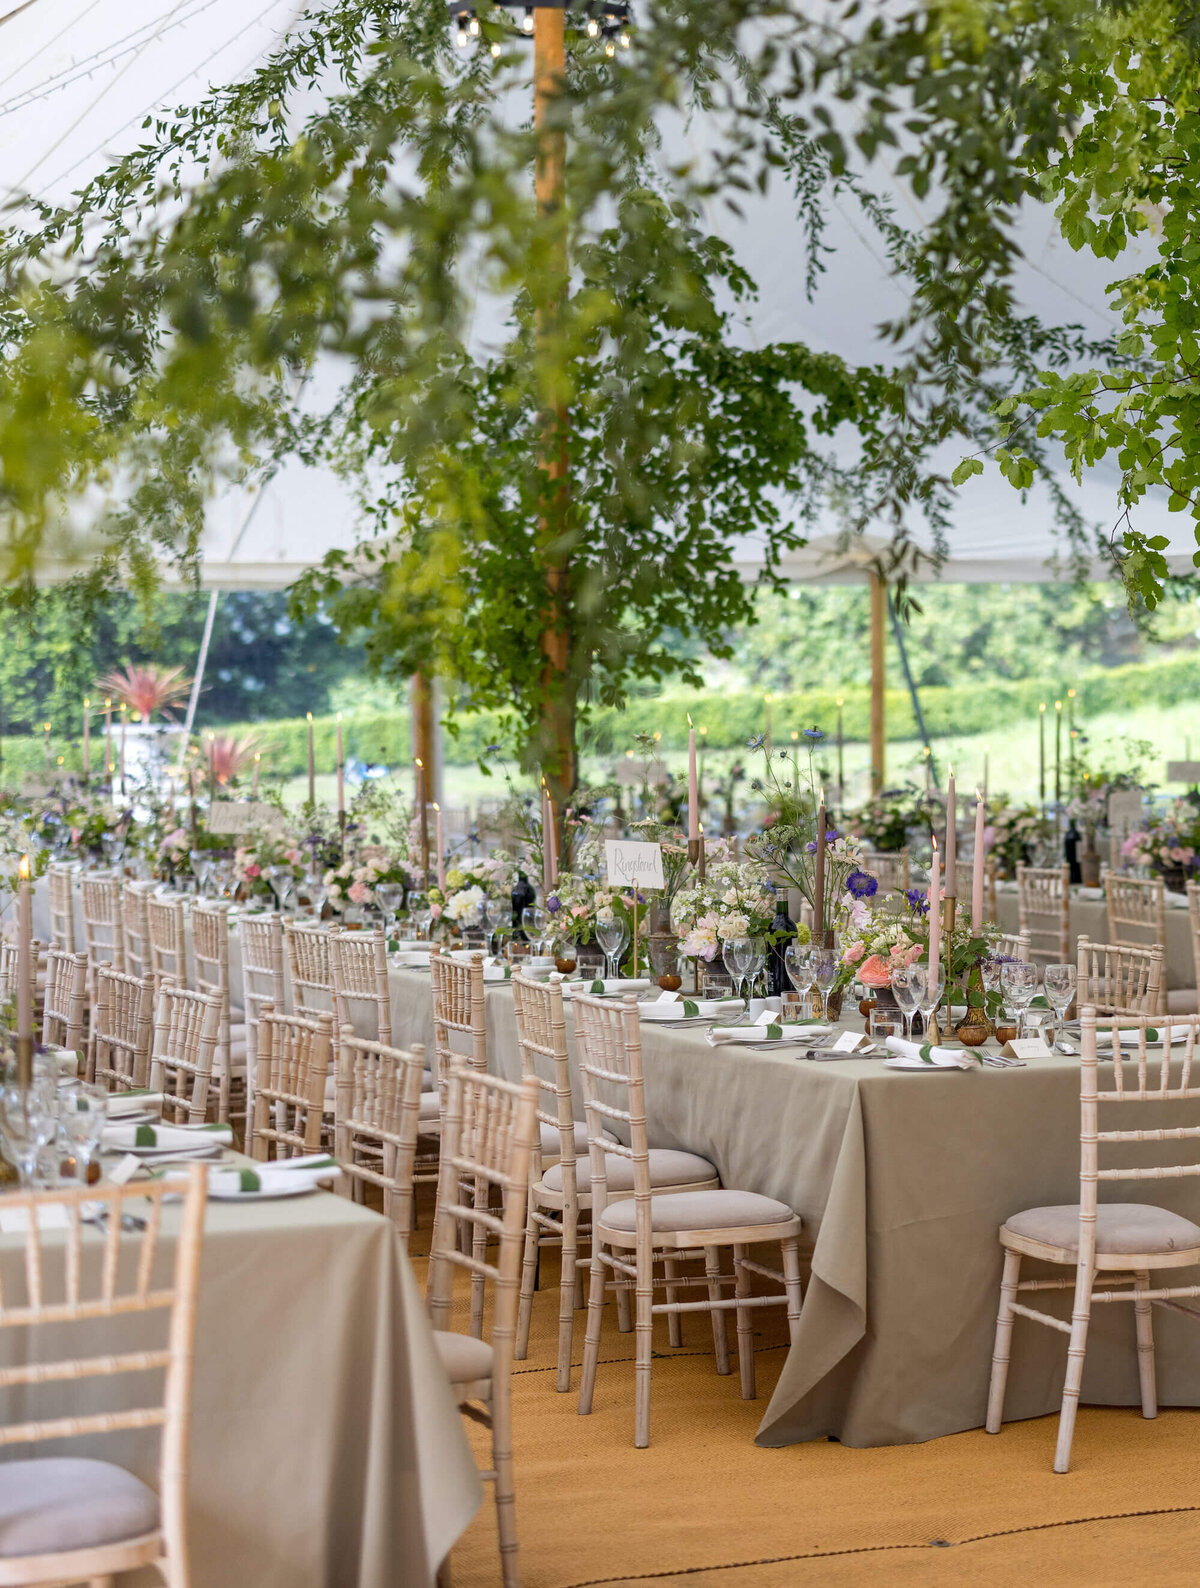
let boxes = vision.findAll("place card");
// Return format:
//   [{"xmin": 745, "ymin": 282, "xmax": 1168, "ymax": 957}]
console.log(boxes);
[
  {"xmin": 654, "ymin": 990, "xmax": 682, "ymax": 1003},
  {"xmin": 1000, "ymin": 1037, "xmax": 1052, "ymax": 1060},
  {"xmin": 107, "ymin": 1153, "xmax": 143, "ymax": 1186},
  {"xmin": 604, "ymin": 840, "xmax": 665, "ymax": 890},
  {"xmin": 831, "ymin": 1030, "xmax": 871, "ymax": 1054}
]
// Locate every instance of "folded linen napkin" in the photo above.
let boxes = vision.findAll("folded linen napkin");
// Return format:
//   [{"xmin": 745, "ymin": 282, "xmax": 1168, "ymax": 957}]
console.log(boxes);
[
  {"xmin": 105, "ymin": 1091, "xmax": 165, "ymax": 1120},
  {"xmin": 391, "ymin": 951, "xmax": 432, "ymax": 968},
  {"xmin": 102, "ymin": 1122, "xmax": 233, "ymax": 1152},
  {"xmin": 1094, "ymin": 1023, "xmax": 1190, "ymax": 1048},
  {"xmin": 208, "ymin": 1155, "xmax": 341, "ymax": 1196},
  {"xmin": 564, "ymin": 978, "xmax": 651, "ymax": 998},
  {"xmin": 706, "ymin": 1023, "xmax": 832, "ymax": 1046},
  {"xmin": 883, "ymin": 1036, "xmax": 976, "ymax": 1070},
  {"xmin": 638, "ymin": 995, "xmax": 743, "ymax": 1021}
]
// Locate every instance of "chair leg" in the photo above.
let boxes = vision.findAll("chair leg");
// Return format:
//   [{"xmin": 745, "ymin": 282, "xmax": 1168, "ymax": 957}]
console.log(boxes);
[
  {"xmin": 664, "ymin": 1255, "xmax": 684, "ymax": 1348},
  {"xmin": 577, "ymin": 1247, "xmax": 606, "ymax": 1416},
  {"xmin": 733, "ymin": 1243, "xmax": 755, "ymax": 1400},
  {"xmin": 490, "ymin": 1386, "xmax": 521, "ymax": 1588},
  {"xmin": 781, "ymin": 1236, "xmax": 804, "ymax": 1347},
  {"xmin": 1054, "ymin": 1262, "xmax": 1095, "ymax": 1474},
  {"xmin": 615, "ymin": 1276, "xmax": 633, "ymax": 1333},
  {"xmin": 986, "ymin": 1248, "xmax": 1022, "ymax": 1434},
  {"xmin": 469, "ymin": 1172, "xmax": 488, "ymax": 1338},
  {"xmin": 435, "ymin": 1556, "xmax": 453, "ymax": 1588},
  {"xmin": 705, "ymin": 1246, "xmax": 730, "ymax": 1375},
  {"xmin": 515, "ymin": 1196, "xmax": 541, "ymax": 1363},
  {"xmin": 1133, "ymin": 1269, "xmax": 1158, "ymax": 1419},
  {"xmin": 557, "ymin": 1207, "xmax": 579, "ymax": 1393},
  {"xmin": 634, "ymin": 1247, "xmax": 654, "ymax": 1448}
]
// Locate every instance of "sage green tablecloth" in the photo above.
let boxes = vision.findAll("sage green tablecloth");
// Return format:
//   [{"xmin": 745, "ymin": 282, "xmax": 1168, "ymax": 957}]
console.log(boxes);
[
  {"xmin": 0, "ymin": 1181, "xmax": 480, "ymax": 1587},
  {"xmin": 391, "ymin": 967, "xmax": 1200, "ymax": 1448}
]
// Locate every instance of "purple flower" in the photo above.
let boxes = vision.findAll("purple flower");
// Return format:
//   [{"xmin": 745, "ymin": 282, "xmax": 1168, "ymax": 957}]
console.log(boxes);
[
  {"xmin": 904, "ymin": 887, "xmax": 930, "ymax": 916},
  {"xmin": 803, "ymin": 727, "xmax": 825, "ymax": 742},
  {"xmin": 547, "ymin": 895, "xmax": 562, "ymax": 913},
  {"xmin": 847, "ymin": 870, "xmax": 878, "ymax": 899}
]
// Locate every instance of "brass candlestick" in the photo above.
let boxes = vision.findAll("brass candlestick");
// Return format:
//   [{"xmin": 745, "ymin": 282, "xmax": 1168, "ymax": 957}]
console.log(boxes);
[
  {"xmin": 687, "ymin": 838, "xmax": 700, "ymax": 866},
  {"xmin": 15, "ymin": 1035, "xmax": 33, "ymax": 1089}
]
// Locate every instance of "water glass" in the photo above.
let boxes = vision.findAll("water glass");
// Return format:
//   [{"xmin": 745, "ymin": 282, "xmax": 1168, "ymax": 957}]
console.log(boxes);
[
  {"xmin": 891, "ymin": 963, "xmax": 924, "ymax": 1043},
  {"xmin": 784, "ymin": 944, "xmax": 814, "ymax": 1016},
  {"xmin": 744, "ymin": 937, "xmax": 767, "ymax": 1001},
  {"xmin": 59, "ymin": 1082, "xmax": 107, "ymax": 1183},
  {"xmin": 722, "ymin": 938, "xmax": 753, "ymax": 1004},
  {"xmin": 595, "ymin": 918, "xmax": 629, "ymax": 980},
  {"xmin": 482, "ymin": 896, "xmax": 509, "ymax": 956},
  {"xmin": 374, "ymin": 884, "xmax": 402, "ymax": 937},
  {"xmin": 917, "ymin": 963, "xmax": 945, "ymax": 1035},
  {"xmin": 521, "ymin": 906, "xmax": 547, "ymax": 954},
  {"xmin": 1043, "ymin": 963, "xmax": 1077, "ymax": 1038},
  {"xmin": 0, "ymin": 1083, "xmax": 59, "ymax": 1188},
  {"xmin": 266, "ymin": 865, "xmax": 294, "ymax": 914},
  {"xmin": 1001, "ymin": 960, "xmax": 1039, "ymax": 1039},
  {"xmin": 407, "ymin": 891, "xmax": 433, "ymax": 940}
]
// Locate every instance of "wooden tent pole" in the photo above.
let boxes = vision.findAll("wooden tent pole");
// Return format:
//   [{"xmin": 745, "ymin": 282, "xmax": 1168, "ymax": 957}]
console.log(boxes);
[{"xmin": 869, "ymin": 571, "xmax": 886, "ymax": 795}]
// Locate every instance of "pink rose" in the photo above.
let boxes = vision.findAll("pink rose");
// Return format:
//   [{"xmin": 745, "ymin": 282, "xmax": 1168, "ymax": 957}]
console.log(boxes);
[
  {"xmin": 842, "ymin": 940, "xmax": 866, "ymax": 966},
  {"xmin": 430, "ymin": 902, "xmax": 443, "ymax": 919},
  {"xmin": 858, "ymin": 954, "xmax": 894, "ymax": 989},
  {"xmin": 348, "ymin": 881, "xmax": 370, "ymax": 905},
  {"xmin": 245, "ymin": 863, "xmax": 261, "ymax": 879},
  {"xmin": 903, "ymin": 943, "xmax": 923, "ymax": 967}
]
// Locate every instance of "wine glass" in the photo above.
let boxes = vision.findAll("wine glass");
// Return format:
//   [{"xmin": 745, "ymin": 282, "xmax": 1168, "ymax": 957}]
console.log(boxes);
[
  {"xmin": 784, "ymin": 944, "xmax": 815, "ymax": 1017},
  {"xmin": 0, "ymin": 1082, "xmax": 59, "ymax": 1188},
  {"xmin": 102, "ymin": 833, "xmax": 126, "ymax": 870},
  {"xmin": 521, "ymin": 906, "xmax": 547, "ymax": 954},
  {"xmin": 595, "ymin": 917, "xmax": 629, "ymax": 981},
  {"xmin": 744, "ymin": 937, "xmax": 767, "ymax": 1001},
  {"xmin": 483, "ymin": 896, "xmax": 509, "ymax": 957},
  {"xmin": 266, "ymin": 865, "xmax": 294, "ymax": 915},
  {"xmin": 917, "ymin": 963, "xmax": 945, "ymax": 1040},
  {"xmin": 1043, "ymin": 963, "xmax": 1076, "ymax": 1040},
  {"xmin": 375, "ymin": 884, "xmax": 403, "ymax": 939},
  {"xmin": 59, "ymin": 1082, "xmax": 107, "ymax": 1183},
  {"xmin": 408, "ymin": 891, "xmax": 433, "ymax": 941},
  {"xmin": 722, "ymin": 937, "xmax": 752, "ymax": 1004},
  {"xmin": 1001, "ymin": 960, "xmax": 1039, "ymax": 1039},
  {"xmin": 892, "ymin": 962, "xmax": 924, "ymax": 1043},
  {"xmin": 811, "ymin": 945, "xmax": 840, "ymax": 1021}
]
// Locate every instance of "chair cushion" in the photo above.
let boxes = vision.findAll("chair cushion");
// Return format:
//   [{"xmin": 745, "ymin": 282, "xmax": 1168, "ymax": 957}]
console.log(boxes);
[
  {"xmin": 419, "ymin": 1091, "xmax": 441, "ymax": 1122},
  {"xmin": 599, "ymin": 1188, "xmax": 796, "ymax": 1235},
  {"xmin": 541, "ymin": 1148, "xmax": 717, "ymax": 1196},
  {"xmin": 1004, "ymin": 1202, "xmax": 1200, "ymax": 1256},
  {"xmin": 0, "ymin": 1457, "xmax": 159, "ymax": 1557},
  {"xmin": 434, "ymin": 1329, "xmax": 493, "ymax": 1384},
  {"xmin": 1167, "ymin": 987, "xmax": 1199, "ymax": 1016}
]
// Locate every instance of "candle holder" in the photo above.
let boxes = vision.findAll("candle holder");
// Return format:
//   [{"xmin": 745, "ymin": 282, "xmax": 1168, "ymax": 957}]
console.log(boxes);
[
  {"xmin": 687, "ymin": 838, "xmax": 700, "ymax": 866},
  {"xmin": 14, "ymin": 1036, "xmax": 33, "ymax": 1089}
]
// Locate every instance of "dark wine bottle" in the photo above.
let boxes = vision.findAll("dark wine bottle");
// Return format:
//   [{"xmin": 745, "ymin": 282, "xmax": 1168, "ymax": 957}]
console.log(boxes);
[
  {"xmin": 1064, "ymin": 817, "xmax": 1082, "ymax": 885},
  {"xmin": 511, "ymin": 870, "xmax": 537, "ymax": 939},
  {"xmin": 767, "ymin": 895, "xmax": 796, "ymax": 997}
]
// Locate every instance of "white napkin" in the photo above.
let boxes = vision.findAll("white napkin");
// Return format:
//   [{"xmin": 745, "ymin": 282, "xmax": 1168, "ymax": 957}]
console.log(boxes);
[
  {"xmin": 706, "ymin": 1023, "xmax": 832, "ymax": 1046},
  {"xmin": 1095, "ymin": 1023, "xmax": 1194, "ymax": 1049},
  {"xmin": 638, "ymin": 995, "xmax": 744, "ymax": 1021},
  {"xmin": 564, "ymin": 978, "xmax": 651, "ymax": 998},
  {"xmin": 102, "ymin": 1122, "xmax": 233, "ymax": 1152},
  {"xmin": 208, "ymin": 1155, "xmax": 341, "ymax": 1196},
  {"xmin": 43, "ymin": 1046, "xmax": 82, "ymax": 1078},
  {"xmin": 883, "ymin": 1036, "xmax": 976, "ymax": 1070},
  {"xmin": 105, "ymin": 1091, "xmax": 165, "ymax": 1120},
  {"xmin": 391, "ymin": 951, "xmax": 432, "ymax": 968}
]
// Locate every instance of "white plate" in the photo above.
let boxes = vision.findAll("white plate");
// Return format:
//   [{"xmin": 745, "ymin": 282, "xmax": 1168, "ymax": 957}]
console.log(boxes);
[{"xmin": 207, "ymin": 1181, "xmax": 317, "ymax": 1201}]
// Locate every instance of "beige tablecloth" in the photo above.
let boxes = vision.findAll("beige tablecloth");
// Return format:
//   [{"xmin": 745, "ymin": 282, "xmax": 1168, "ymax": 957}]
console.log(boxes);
[
  {"xmin": 0, "ymin": 1181, "xmax": 480, "ymax": 1587},
  {"xmin": 390, "ymin": 967, "xmax": 1200, "ymax": 1449},
  {"xmin": 994, "ymin": 883, "xmax": 1196, "ymax": 990}
]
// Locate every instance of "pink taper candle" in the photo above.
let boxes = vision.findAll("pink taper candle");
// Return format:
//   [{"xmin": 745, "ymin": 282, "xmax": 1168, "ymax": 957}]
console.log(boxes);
[
  {"xmin": 548, "ymin": 798, "xmax": 559, "ymax": 885},
  {"xmin": 972, "ymin": 789, "xmax": 986, "ymax": 931},
  {"xmin": 541, "ymin": 784, "xmax": 551, "ymax": 895},
  {"xmin": 944, "ymin": 765, "xmax": 956, "ymax": 898},
  {"xmin": 928, "ymin": 835, "xmax": 940, "ymax": 972},
  {"xmin": 16, "ymin": 855, "xmax": 32, "ymax": 1046},
  {"xmin": 687, "ymin": 714, "xmax": 699, "ymax": 841}
]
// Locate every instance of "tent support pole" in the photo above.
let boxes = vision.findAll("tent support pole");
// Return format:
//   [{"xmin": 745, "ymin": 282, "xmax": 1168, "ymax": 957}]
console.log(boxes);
[
  {"xmin": 887, "ymin": 590, "xmax": 937, "ymax": 786},
  {"xmin": 411, "ymin": 672, "xmax": 441, "ymax": 808},
  {"xmin": 869, "ymin": 572, "xmax": 886, "ymax": 795},
  {"xmin": 176, "ymin": 589, "xmax": 219, "ymax": 771}
]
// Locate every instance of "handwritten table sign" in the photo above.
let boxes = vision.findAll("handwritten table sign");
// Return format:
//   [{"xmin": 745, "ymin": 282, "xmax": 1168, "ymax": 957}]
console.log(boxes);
[
  {"xmin": 1167, "ymin": 761, "xmax": 1200, "ymax": 784},
  {"xmin": 604, "ymin": 840, "xmax": 665, "ymax": 891},
  {"xmin": 208, "ymin": 801, "xmax": 288, "ymax": 836}
]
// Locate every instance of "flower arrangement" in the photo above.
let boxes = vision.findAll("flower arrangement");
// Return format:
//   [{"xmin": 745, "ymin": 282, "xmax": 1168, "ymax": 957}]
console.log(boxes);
[
  {"xmin": 235, "ymin": 834, "xmax": 307, "ymax": 898},
  {"xmin": 848, "ymin": 785, "xmax": 929, "ymax": 853},
  {"xmin": 1121, "ymin": 798, "xmax": 1200, "ymax": 881},
  {"xmin": 985, "ymin": 801, "xmax": 1051, "ymax": 878},
  {"xmin": 672, "ymin": 861, "xmax": 779, "ymax": 961},
  {"xmin": 546, "ymin": 873, "xmax": 605, "ymax": 944}
]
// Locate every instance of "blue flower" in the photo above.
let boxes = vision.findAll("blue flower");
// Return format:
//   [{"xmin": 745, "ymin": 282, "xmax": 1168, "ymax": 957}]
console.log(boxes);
[
  {"xmin": 904, "ymin": 887, "xmax": 930, "ymax": 916},
  {"xmin": 847, "ymin": 870, "xmax": 878, "ymax": 899},
  {"xmin": 803, "ymin": 727, "xmax": 825, "ymax": 742},
  {"xmin": 485, "ymin": 744, "xmax": 504, "ymax": 754},
  {"xmin": 747, "ymin": 734, "xmax": 766, "ymax": 750}
]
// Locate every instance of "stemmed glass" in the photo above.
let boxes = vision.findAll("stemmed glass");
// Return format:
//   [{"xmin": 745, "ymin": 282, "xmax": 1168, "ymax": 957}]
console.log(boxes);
[
  {"xmin": 101, "ymin": 833, "xmax": 126, "ymax": 870},
  {"xmin": 784, "ymin": 943, "xmax": 815, "ymax": 1018},
  {"xmin": 811, "ymin": 945, "xmax": 840, "ymax": 1021},
  {"xmin": 266, "ymin": 865, "xmax": 294, "ymax": 915},
  {"xmin": 408, "ymin": 891, "xmax": 433, "ymax": 941},
  {"xmin": 743, "ymin": 937, "xmax": 767, "ymax": 1001},
  {"xmin": 521, "ymin": 906, "xmax": 547, "ymax": 954},
  {"xmin": 1044, "ymin": 963, "xmax": 1077, "ymax": 1041},
  {"xmin": 190, "ymin": 851, "xmax": 216, "ymax": 898},
  {"xmin": 917, "ymin": 963, "xmax": 945, "ymax": 1040},
  {"xmin": 0, "ymin": 1083, "xmax": 59, "ymax": 1188},
  {"xmin": 1001, "ymin": 960, "xmax": 1039, "ymax": 1039},
  {"xmin": 722, "ymin": 937, "xmax": 752, "ymax": 1004},
  {"xmin": 59, "ymin": 1082, "xmax": 107, "ymax": 1184},
  {"xmin": 892, "ymin": 963, "xmax": 924, "ymax": 1044},
  {"xmin": 595, "ymin": 918, "xmax": 629, "ymax": 981},
  {"xmin": 483, "ymin": 896, "xmax": 509, "ymax": 957},
  {"xmin": 375, "ymin": 884, "xmax": 403, "ymax": 939}
]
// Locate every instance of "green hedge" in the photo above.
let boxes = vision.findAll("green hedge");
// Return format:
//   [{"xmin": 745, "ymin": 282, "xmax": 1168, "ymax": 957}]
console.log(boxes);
[{"xmin": 3, "ymin": 651, "xmax": 1197, "ymax": 778}]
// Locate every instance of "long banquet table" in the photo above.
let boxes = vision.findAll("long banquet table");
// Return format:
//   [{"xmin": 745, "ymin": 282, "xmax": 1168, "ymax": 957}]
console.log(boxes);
[
  {"xmin": 993, "ymin": 880, "xmax": 1196, "ymax": 990},
  {"xmin": 388, "ymin": 967, "xmax": 1200, "ymax": 1449},
  {"xmin": 0, "ymin": 1167, "xmax": 481, "ymax": 1588}
]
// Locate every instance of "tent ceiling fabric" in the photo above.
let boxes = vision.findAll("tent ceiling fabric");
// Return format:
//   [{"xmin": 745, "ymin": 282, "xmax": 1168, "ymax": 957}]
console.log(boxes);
[{"xmin": 3, "ymin": 2, "xmax": 1190, "ymax": 591}]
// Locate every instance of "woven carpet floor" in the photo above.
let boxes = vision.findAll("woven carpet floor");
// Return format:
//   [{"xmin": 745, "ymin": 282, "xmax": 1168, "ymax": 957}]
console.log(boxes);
[{"xmin": 412, "ymin": 1223, "xmax": 1200, "ymax": 1587}]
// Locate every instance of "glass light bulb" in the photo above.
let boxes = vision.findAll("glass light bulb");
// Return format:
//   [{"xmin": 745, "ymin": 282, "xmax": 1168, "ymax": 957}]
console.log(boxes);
[
  {"xmin": 491, "ymin": 39, "xmax": 501, "ymax": 54},
  {"xmin": 522, "ymin": 7, "xmax": 533, "ymax": 28},
  {"xmin": 469, "ymin": 15, "xmax": 480, "ymax": 34},
  {"xmin": 586, "ymin": 17, "xmax": 599, "ymax": 36},
  {"xmin": 605, "ymin": 38, "xmax": 614, "ymax": 54},
  {"xmin": 619, "ymin": 29, "xmax": 630, "ymax": 45},
  {"xmin": 457, "ymin": 26, "xmax": 468, "ymax": 44}
]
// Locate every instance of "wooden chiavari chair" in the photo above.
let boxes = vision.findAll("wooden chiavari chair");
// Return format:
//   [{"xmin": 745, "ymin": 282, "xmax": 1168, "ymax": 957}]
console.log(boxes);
[
  {"xmin": 0, "ymin": 938, "xmax": 38, "ymax": 1012},
  {"xmin": 986, "ymin": 1010, "xmax": 1200, "ymax": 1472},
  {"xmin": 249, "ymin": 1007, "xmax": 334, "ymax": 1161},
  {"xmin": 46, "ymin": 862, "xmax": 77, "ymax": 953},
  {"xmin": 995, "ymin": 930, "xmax": 1032, "ymax": 961},
  {"xmin": 146, "ymin": 894, "xmax": 189, "ymax": 992},
  {"xmin": 0, "ymin": 1164, "xmax": 207, "ymax": 1588},
  {"xmin": 427, "ymin": 1064, "xmax": 540, "ymax": 1588},
  {"xmin": 1104, "ymin": 874, "xmax": 1169, "ymax": 1014},
  {"xmin": 121, "ymin": 879, "xmax": 154, "ymax": 981},
  {"xmin": 867, "ymin": 848, "xmax": 909, "ymax": 894},
  {"xmin": 431, "ymin": 950, "xmax": 491, "ymax": 1326},
  {"xmin": 149, "ymin": 981, "xmax": 220, "ymax": 1125},
  {"xmin": 955, "ymin": 857, "xmax": 998, "ymax": 924},
  {"xmin": 330, "ymin": 927, "xmax": 392, "ymax": 1043},
  {"xmin": 1076, "ymin": 936, "xmax": 1164, "ymax": 1019},
  {"xmin": 334, "ymin": 1028, "xmax": 425, "ymax": 1236},
  {"xmin": 80, "ymin": 874, "xmax": 124, "ymax": 996},
  {"xmin": 575, "ymin": 992, "xmax": 804, "ymax": 1448},
  {"xmin": 92, "ymin": 965, "xmax": 155, "ymax": 1092},
  {"xmin": 1016, "ymin": 863, "xmax": 1071, "ymax": 965},
  {"xmin": 41, "ymin": 947, "xmax": 87, "ymax": 1056},
  {"xmin": 239, "ymin": 911, "xmax": 286, "ymax": 1135},
  {"xmin": 192, "ymin": 902, "xmax": 247, "ymax": 1126}
]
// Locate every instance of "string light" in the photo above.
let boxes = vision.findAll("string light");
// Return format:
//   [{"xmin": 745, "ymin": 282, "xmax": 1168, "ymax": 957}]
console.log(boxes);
[
  {"xmin": 522, "ymin": 8, "xmax": 533, "ymax": 28},
  {"xmin": 491, "ymin": 39, "xmax": 501, "ymax": 54},
  {"xmin": 619, "ymin": 28, "xmax": 630, "ymax": 45},
  {"xmin": 586, "ymin": 16, "xmax": 599, "ymax": 35},
  {"xmin": 605, "ymin": 38, "xmax": 614, "ymax": 55},
  {"xmin": 469, "ymin": 15, "xmax": 481, "ymax": 34}
]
